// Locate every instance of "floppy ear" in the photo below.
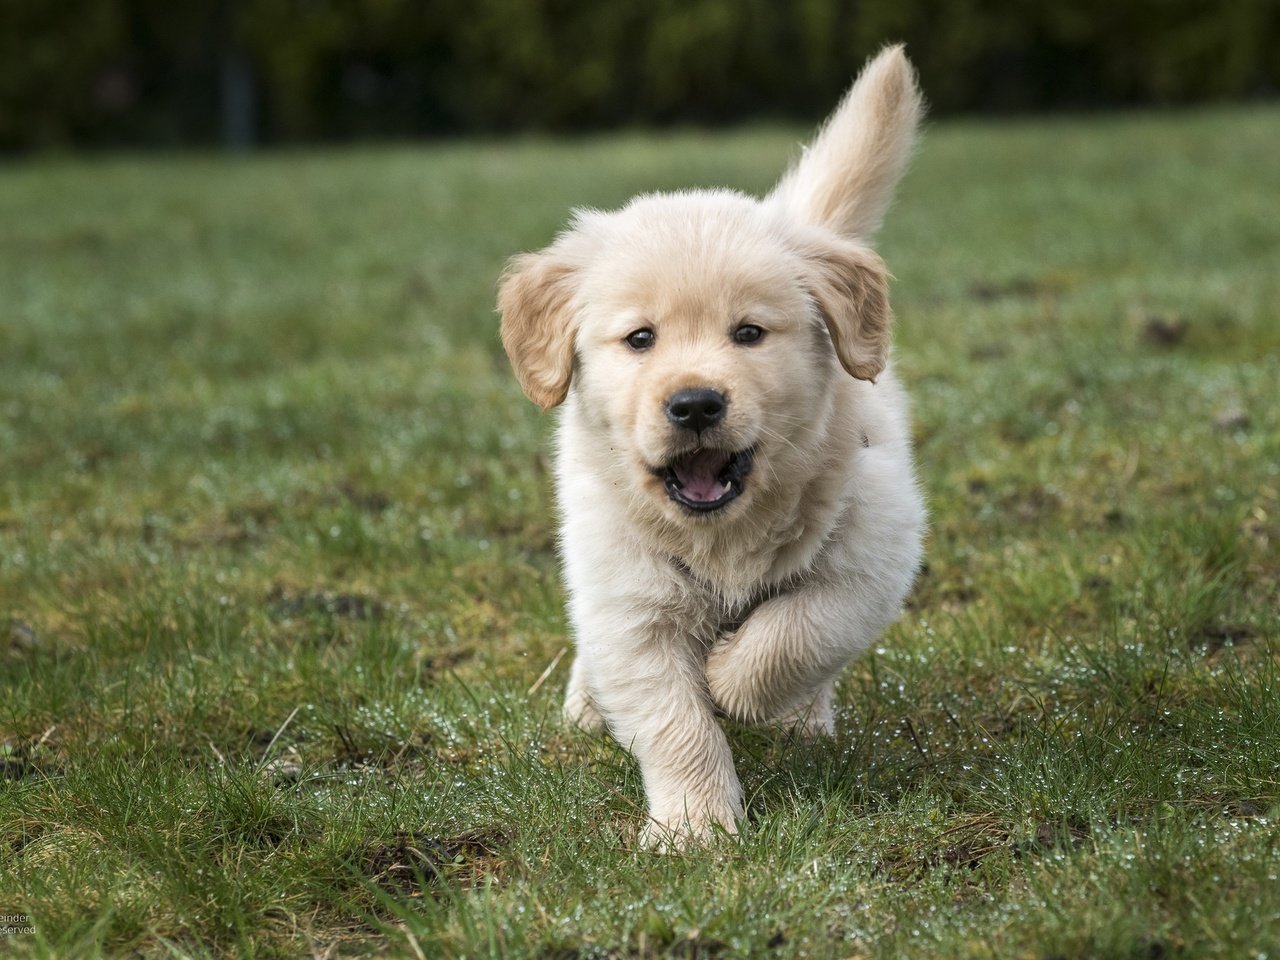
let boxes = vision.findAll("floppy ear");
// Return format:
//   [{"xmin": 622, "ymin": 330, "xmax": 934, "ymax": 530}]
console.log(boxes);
[
  {"xmin": 498, "ymin": 251, "xmax": 580, "ymax": 411},
  {"xmin": 802, "ymin": 235, "xmax": 892, "ymax": 383}
]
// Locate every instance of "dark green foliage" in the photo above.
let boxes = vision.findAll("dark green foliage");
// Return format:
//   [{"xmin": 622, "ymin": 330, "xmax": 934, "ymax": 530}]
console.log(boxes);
[{"xmin": 2, "ymin": 0, "xmax": 1278, "ymax": 149}]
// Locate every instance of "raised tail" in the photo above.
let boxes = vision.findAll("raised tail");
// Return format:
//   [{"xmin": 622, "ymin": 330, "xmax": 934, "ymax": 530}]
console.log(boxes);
[{"xmin": 768, "ymin": 45, "xmax": 924, "ymax": 240}]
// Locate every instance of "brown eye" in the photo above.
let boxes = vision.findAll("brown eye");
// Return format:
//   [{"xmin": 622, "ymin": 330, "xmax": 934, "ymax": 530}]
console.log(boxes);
[
  {"xmin": 625, "ymin": 328, "xmax": 656, "ymax": 351},
  {"xmin": 733, "ymin": 324, "xmax": 765, "ymax": 345}
]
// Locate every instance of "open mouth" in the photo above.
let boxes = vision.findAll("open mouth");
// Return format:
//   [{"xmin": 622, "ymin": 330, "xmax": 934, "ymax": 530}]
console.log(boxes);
[{"xmin": 657, "ymin": 447, "xmax": 755, "ymax": 513}]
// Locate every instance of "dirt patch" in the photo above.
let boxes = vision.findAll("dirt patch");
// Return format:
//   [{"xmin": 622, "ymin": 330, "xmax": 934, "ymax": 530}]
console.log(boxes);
[
  {"xmin": 362, "ymin": 829, "xmax": 508, "ymax": 896},
  {"xmin": 1138, "ymin": 312, "xmax": 1188, "ymax": 347},
  {"xmin": 5, "ymin": 824, "xmax": 41, "ymax": 858},
  {"xmin": 266, "ymin": 587, "xmax": 384, "ymax": 621},
  {"xmin": 339, "ymin": 483, "xmax": 393, "ymax": 514},
  {"xmin": 969, "ymin": 277, "xmax": 1055, "ymax": 302},
  {"xmin": 1213, "ymin": 408, "xmax": 1250, "ymax": 433},
  {"xmin": 877, "ymin": 816, "xmax": 1011, "ymax": 880},
  {"xmin": 878, "ymin": 816, "xmax": 1090, "ymax": 881},
  {"xmin": 0, "ymin": 738, "xmax": 62, "ymax": 781},
  {"xmin": 1189, "ymin": 797, "xmax": 1269, "ymax": 820},
  {"xmin": 1001, "ymin": 485, "xmax": 1062, "ymax": 522},
  {"xmin": 968, "ymin": 342, "xmax": 1009, "ymax": 361},
  {"xmin": 1194, "ymin": 622, "xmax": 1256, "ymax": 655},
  {"xmin": 5, "ymin": 619, "xmax": 39, "ymax": 656},
  {"xmin": 1012, "ymin": 819, "xmax": 1091, "ymax": 860},
  {"xmin": 419, "ymin": 646, "xmax": 476, "ymax": 675}
]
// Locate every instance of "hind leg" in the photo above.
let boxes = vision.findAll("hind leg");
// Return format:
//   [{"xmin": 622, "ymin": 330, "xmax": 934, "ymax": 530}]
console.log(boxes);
[{"xmin": 563, "ymin": 653, "xmax": 606, "ymax": 732}]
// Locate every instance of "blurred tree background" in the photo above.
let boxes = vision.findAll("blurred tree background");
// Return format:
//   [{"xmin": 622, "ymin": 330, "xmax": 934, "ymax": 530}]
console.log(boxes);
[{"xmin": 2, "ymin": 0, "xmax": 1277, "ymax": 150}]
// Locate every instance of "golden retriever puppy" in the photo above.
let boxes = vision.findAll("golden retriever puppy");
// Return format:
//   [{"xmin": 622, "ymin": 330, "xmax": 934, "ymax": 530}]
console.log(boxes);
[{"xmin": 499, "ymin": 46, "xmax": 926, "ymax": 847}]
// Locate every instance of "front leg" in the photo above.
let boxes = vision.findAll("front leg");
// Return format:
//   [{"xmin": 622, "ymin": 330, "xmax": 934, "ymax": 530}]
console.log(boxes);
[
  {"xmin": 706, "ymin": 578, "xmax": 900, "ymax": 730},
  {"xmin": 576, "ymin": 604, "xmax": 743, "ymax": 848}
]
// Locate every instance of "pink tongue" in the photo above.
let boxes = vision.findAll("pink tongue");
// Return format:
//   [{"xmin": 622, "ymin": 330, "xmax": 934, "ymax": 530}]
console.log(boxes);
[{"xmin": 672, "ymin": 450, "xmax": 732, "ymax": 502}]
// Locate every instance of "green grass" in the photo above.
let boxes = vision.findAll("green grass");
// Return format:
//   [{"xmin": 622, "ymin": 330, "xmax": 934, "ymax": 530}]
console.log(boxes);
[{"xmin": 2, "ymin": 106, "xmax": 1279, "ymax": 958}]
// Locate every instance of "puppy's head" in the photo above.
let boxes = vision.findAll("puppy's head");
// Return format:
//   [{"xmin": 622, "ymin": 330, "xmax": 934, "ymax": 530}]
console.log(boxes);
[
  {"xmin": 498, "ymin": 45, "xmax": 921, "ymax": 523},
  {"xmin": 500, "ymin": 193, "xmax": 889, "ymax": 520}
]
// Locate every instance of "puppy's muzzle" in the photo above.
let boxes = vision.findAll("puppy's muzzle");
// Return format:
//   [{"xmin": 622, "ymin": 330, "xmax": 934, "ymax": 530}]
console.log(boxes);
[{"xmin": 665, "ymin": 388, "xmax": 726, "ymax": 434}]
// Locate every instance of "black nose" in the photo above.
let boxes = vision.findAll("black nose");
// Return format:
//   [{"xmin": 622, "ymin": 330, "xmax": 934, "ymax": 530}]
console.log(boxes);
[{"xmin": 666, "ymin": 388, "xmax": 726, "ymax": 433}]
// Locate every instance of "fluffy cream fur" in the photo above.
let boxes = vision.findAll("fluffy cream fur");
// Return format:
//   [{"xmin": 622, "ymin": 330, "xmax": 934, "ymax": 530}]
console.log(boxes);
[{"xmin": 499, "ymin": 46, "xmax": 927, "ymax": 848}]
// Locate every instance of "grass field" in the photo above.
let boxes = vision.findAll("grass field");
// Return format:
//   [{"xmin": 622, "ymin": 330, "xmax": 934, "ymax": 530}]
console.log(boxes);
[{"xmin": 2, "ymin": 105, "xmax": 1279, "ymax": 958}]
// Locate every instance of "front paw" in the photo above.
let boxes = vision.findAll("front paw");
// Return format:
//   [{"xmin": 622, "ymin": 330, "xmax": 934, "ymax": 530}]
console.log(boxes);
[
  {"xmin": 705, "ymin": 634, "xmax": 770, "ymax": 723},
  {"xmin": 706, "ymin": 631, "xmax": 834, "ymax": 734},
  {"xmin": 639, "ymin": 805, "xmax": 739, "ymax": 852}
]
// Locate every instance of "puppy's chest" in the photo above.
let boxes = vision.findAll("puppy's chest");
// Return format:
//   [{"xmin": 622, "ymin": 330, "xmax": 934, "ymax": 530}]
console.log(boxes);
[{"xmin": 667, "ymin": 556, "xmax": 792, "ymax": 642}]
